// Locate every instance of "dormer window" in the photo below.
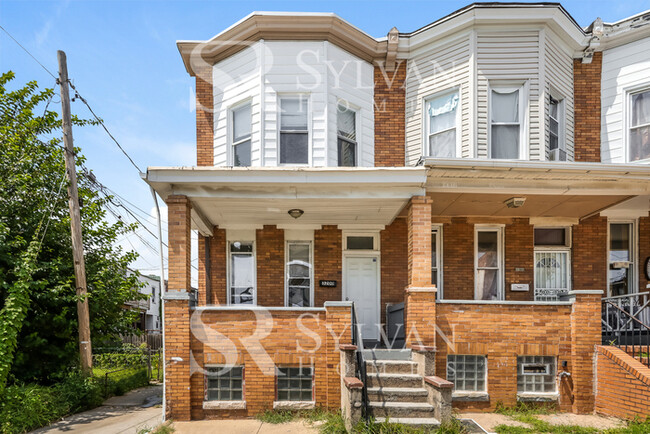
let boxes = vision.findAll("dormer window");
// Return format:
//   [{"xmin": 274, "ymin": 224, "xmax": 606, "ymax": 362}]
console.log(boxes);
[
  {"xmin": 489, "ymin": 85, "xmax": 524, "ymax": 159},
  {"xmin": 337, "ymin": 105, "xmax": 357, "ymax": 166},
  {"xmin": 232, "ymin": 102, "xmax": 252, "ymax": 166},
  {"xmin": 426, "ymin": 91, "xmax": 459, "ymax": 158},
  {"xmin": 548, "ymin": 96, "xmax": 566, "ymax": 161},
  {"xmin": 280, "ymin": 96, "xmax": 309, "ymax": 165},
  {"xmin": 629, "ymin": 89, "xmax": 650, "ymax": 162}
]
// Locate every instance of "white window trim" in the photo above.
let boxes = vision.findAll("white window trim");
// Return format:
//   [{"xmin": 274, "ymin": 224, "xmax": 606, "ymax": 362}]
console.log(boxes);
[
  {"xmin": 228, "ymin": 99, "xmax": 253, "ymax": 167},
  {"xmin": 336, "ymin": 99, "xmax": 360, "ymax": 167},
  {"xmin": 607, "ymin": 219, "xmax": 638, "ymax": 297},
  {"xmin": 423, "ymin": 88, "xmax": 461, "ymax": 159},
  {"xmin": 432, "ymin": 225, "xmax": 443, "ymax": 298},
  {"xmin": 625, "ymin": 85, "xmax": 650, "ymax": 164},
  {"xmin": 278, "ymin": 93, "xmax": 312, "ymax": 167},
  {"xmin": 488, "ymin": 82, "xmax": 528, "ymax": 160},
  {"xmin": 343, "ymin": 231, "xmax": 380, "ymax": 252},
  {"xmin": 284, "ymin": 240, "xmax": 314, "ymax": 308},
  {"xmin": 547, "ymin": 91, "xmax": 566, "ymax": 161},
  {"xmin": 474, "ymin": 225, "xmax": 505, "ymax": 300},
  {"xmin": 226, "ymin": 240, "xmax": 257, "ymax": 306}
]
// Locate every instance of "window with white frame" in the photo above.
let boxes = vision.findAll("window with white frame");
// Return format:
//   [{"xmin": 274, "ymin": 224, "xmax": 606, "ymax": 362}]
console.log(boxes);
[
  {"xmin": 344, "ymin": 233, "xmax": 378, "ymax": 251},
  {"xmin": 229, "ymin": 241, "xmax": 255, "ymax": 304},
  {"xmin": 426, "ymin": 91, "xmax": 459, "ymax": 158},
  {"xmin": 517, "ymin": 356, "xmax": 557, "ymax": 394},
  {"xmin": 432, "ymin": 227, "xmax": 442, "ymax": 297},
  {"xmin": 548, "ymin": 96, "xmax": 566, "ymax": 161},
  {"xmin": 475, "ymin": 227, "xmax": 503, "ymax": 300},
  {"xmin": 286, "ymin": 242, "xmax": 312, "ymax": 307},
  {"xmin": 534, "ymin": 228, "xmax": 571, "ymax": 301},
  {"xmin": 277, "ymin": 367, "xmax": 313, "ymax": 401},
  {"xmin": 205, "ymin": 366, "xmax": 244, "ymax": 401},
  {"xmin": 232, "ymin": 103, "xmax": 252, "ymax": 166},
  {"xmin": 629, "ymin": 89, "xmax": 650, "ymax": 162},
  {"xmin": 447, "ymin": 355, "xmax": 486, "ymax": 393},
  {"xmin": 609, "ymin": 222, "xmax": 635, "ymax": 297},
  {"xmin": 490, "ymin": 86, "xmax": 523, "ymax": 159},
  {"xmin": 337, "ymin": 104, "xmax": 357, "ymax": 167},
  {"xmin": 280, "ymin": 96, "xmax": 309, "ymax": 164}
]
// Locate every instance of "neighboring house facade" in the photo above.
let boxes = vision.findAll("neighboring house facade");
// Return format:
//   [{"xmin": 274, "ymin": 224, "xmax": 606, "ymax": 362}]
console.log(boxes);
[
  {"xmin": 126, "ymin": 271, "xmax": 162, "ymax": 332},
  {"xmin": 145, "ymin": 3, "xmax": 650, "ymax": 425}
]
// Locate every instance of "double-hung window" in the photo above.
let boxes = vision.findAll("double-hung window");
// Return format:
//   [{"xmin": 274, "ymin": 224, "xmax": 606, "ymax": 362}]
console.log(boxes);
[
  {"xmin": 229, "ymin": 241, "xmax": 255, "ymax": 305},
  {"xmin": 232, "ymin": 103, "xmax": 252, "ymax": 166},
  {"xmin": 490, "ymin": 86, "xmax": 523, "ymax": 159},
  {"xmin": 609, "ymin": 222, "xmax": 635, "ymax": 297},
  {"xmin": 280, "ymin": 96, "xmax": 309, "ymax": 164},
  {"xmin": 337, "ymin": 105, "xmax": 357, "ymax": 167},
  {"xmin": 432, "ymin": 226, "xmax": 442, "ymax": 297},
  {"xmin": 426, "ymin": 91, "xmax": 459, "ymax": 158},
  {"xmin": 534, "ymin": 228, "xmax": 571, "ymax": 301},
  {"xmin": 286, "ymin": 242, "xmax": 312, "ymax": 307},
  {"xmin": 629, "ymin": 89, "xmax": 650, "ymax": 162},
  {"xmin": 475, "ymin": 227, "xmax": 503, "ymax": 300},
  {"xmin": 548, "ymin": 97, "xmax": 566, "ymax": 161}
]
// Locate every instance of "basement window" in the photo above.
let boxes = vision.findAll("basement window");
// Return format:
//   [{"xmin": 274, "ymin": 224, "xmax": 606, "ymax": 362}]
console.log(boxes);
[
  {"xmin": 447, "ymin": 355, "xmax": 486, "ymax": 393},
  {"xmin": 517, "ymin": 356, "xmax": 556, "ymax": 394},
  {"xmin": 205, "ymin": 366, "xmax": 244, "ymax": 401},
  {"xmin": 277, "ymin": 367, "xmax": 313, "ymax": 401}
]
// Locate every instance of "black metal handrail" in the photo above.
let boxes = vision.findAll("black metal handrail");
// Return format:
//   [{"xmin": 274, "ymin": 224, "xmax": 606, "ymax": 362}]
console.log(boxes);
[
  {"xmin": 351, "ymin": 302, "xmax": 369, "ymax": 420},
  {"xmin": 602, "ymin": 300, "xmax": 650, "ymax": 368}
]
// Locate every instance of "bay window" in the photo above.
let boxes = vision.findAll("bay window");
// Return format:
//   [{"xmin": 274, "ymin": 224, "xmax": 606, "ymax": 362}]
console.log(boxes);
[
  {"xmin": 426, "ymin": 91, "xmax": 459, "ymax": 158},
  {"xmin": 229, "ymin": 241, "xmax": 255, "ymax": 304},
  {"xmin": 337, "ymin": 105, "xmax": 357, "ymax": 167},
  {"xmin": 548, "ymin": 96, "xmax": 566, "ymax": 161},
  {"xmin": 475, "ymin": 227, "xmax": 503, "ymax": 300},
  {"xmin": 231, "ymin": 102, "xmax": 252, "ymax": 166},
  {"xmin": 629, "ymin": 89, "xmax": 650, "ymax": 162},
  {"xmin": 490, "ymin": 86, "xmax": 523, "ymax": 159},
  {"xmin": 280, "ymin": 96, "xmax": 309, "ymax": 164}
]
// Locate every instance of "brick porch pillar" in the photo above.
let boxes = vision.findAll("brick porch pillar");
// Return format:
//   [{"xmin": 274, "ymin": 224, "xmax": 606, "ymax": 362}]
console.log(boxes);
[
  {"xmin": 405, "ymin": 196, "xmax": 436, "ymax": 349},
  {"xmin": 164, "ymin": 195, "xmax": 192, "ymax": 421},
  {"xmin": 570, "ymin": 290, "xmax": 603, "ymax": 414}
]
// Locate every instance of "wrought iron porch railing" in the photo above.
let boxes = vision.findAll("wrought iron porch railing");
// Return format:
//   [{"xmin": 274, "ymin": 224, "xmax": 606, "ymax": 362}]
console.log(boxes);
[
  {"xmin": 602, "ymin": 292, "xmax": 650, "ymax": 368},
  {"xmin": 351, "ymin": 302, "xmax": 369, "ymax": 421}
]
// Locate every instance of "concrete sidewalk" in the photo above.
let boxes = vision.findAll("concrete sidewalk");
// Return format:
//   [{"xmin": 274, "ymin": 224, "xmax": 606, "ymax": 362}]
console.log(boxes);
[
  {"xmin": 32, "ymin": 385, "xmax": 163, "ymax": 434},
  {"xmin": 173, "ymin": 419, "xmax": 320, "ymax": 433}
]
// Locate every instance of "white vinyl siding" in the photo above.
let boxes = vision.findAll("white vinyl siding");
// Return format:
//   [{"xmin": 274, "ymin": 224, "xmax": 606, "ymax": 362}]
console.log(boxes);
[
  {"xmin": 601, "ymin": 36, "xmax": 650, "ymax": 163},
  {"xmin": 405, "ymin": 32, "xmax": 472, "ymax": 165},
  {"xmin": 543, "ymin": 29, "xmax": 574, "ymax": 161},
  {"xmin": 212, "ymin": 40, "xmax": 374, "ymax": 168},
  {"xmin": 477, "ymin": 30, "xmax": 540, "ymax": 160}
]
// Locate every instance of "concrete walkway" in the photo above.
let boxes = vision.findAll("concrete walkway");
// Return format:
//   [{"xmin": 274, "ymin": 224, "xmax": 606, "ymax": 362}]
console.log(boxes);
[
  {"xmin": 32, "ymin": 385, "xmax": 163, "ymax": 434},
  {"xmin": 173, "ymin": 419, "xmax": 320, "ymax": 433}
]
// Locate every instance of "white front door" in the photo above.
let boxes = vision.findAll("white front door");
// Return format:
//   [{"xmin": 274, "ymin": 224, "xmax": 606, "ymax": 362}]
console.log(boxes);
[{"xmin": 344, "ymin": 256, "xmax": 380, "ymax": 341}]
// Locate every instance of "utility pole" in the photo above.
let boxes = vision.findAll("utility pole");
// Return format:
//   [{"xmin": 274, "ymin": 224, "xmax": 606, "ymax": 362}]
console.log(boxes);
[{"xmin": 58, "ymin": 50, "xmax": 93, "ymax": 375}]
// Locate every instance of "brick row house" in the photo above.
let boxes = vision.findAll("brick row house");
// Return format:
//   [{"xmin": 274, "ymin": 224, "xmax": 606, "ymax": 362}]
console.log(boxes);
[{"xmin": 145, "ymin": 3, "xmax": 650, "ymax": 425}]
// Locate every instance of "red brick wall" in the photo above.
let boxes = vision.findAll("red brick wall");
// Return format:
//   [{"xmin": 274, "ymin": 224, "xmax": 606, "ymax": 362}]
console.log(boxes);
[
  {"xmin": 571, "ymin": 292, "xmax": 602, "ymax": 413},
  {"xmin": 196, "ymin": 66, "xmax": 214, "ymax": 166},
  {"xmin": 407, "ymin": 196, "xmax": 433, "ymax": 288},
  {"xmin": 374, "ymin": 61, "xmax": 406, "ymax": 167},
  {"xmin": 442, "ymin": 218, "xmax": 474, "ymax": 300},
  {"xmin": 314, "ymin": 225, "xmax": 342, "ymax": 306},
  {"xmin": 256, "ymin": 225, "xmax": 285, "ymax": 306},
  {"xmin": 573, "ymin": 52, "xmax": 602, "ymax": 162},
  {"xmin": 381, "ymin": 218, "xmax": 408, "ymax": 324},
  {"xmin": 198, "ymin": 235, "xmax": 209, "ymax": 306},
  {"xmin": 210, "ymin": 227, "xmax": 227, "ymax": 304},
  {"xmin": 504, "ymin": 218, "xmax": 535, "ymax": 302},
  {"xmin": 596, "ymin": 346, "xmax": 650, "ymax": 420},
  {"xmin": 572, "ymin": 215, "xmax": 607, "ymax": 291},
  {"xmin": 639, "ymin": 216, "xmax": 650, "ymax": 292}
]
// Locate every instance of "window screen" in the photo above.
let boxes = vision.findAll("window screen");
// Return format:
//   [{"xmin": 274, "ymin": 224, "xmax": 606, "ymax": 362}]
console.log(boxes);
[
  {"xmin": 517, "ymin": 356, "xmax": 556, "ymax": 393},
  {"xmin": 277, "ymin": 367, "xmax": 313, "ymax": 401},
  {"xmin": 206, "ymin": 366, "xmax": 244, "ymax": 401},
  {"xmin": 447, "ymin": 355, "xmax": 486, "ymax": 392}
]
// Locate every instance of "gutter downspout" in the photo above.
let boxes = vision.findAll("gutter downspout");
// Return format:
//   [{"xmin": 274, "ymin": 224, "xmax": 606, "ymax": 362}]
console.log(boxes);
[{"xmin": 149, "ymin": 184, "xmax": 167, "ymax": 422}]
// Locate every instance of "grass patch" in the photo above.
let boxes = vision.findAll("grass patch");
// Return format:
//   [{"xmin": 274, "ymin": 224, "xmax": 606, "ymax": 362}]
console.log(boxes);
[
  {"xmin": 256, "ymin": 407, "xmax": 331, "ymax": 424},
  {"xmin": 137, "ymin": 421, "xmax": 175, "ymax": 434},
  {"xmin": 495, "ymin": 401, "xmax": 555, "ymax": 417}
]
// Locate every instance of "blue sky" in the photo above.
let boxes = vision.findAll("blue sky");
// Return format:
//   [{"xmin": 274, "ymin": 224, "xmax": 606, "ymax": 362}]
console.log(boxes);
[{"xmin": 2, "ymin": 0, "xmax": 650, "ymax": 279}]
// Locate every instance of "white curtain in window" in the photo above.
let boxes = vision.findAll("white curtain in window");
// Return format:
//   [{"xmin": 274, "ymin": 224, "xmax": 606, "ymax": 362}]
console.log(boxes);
[
  {"xmin": 491, "ymin": 90, "xmax": 519, "ymax": 123},
  {"xmin": 632, "ymin": 91, "xmax": 650, "ymax": 127},
  {"xmin": 428, "ymin": 93, "xmax": 458, "ymax": 133},
  {"xmin": 280, "ymin": 97, "xmax": 308, "ymax": 130},
  {"xmin": 337, "ymin": 106, "xmax": 356, "ymax": 140}
]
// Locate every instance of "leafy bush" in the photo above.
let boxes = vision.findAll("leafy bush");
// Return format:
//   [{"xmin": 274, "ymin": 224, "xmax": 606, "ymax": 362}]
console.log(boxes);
[{"xmin": 101, "ymin": 367, "xmax": 149, "ymax": 397}]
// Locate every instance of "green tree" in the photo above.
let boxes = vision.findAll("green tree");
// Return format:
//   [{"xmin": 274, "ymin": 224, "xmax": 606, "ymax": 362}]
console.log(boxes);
[{"xmin": 0, "ymin": 71, "xmax": 145, "ymax": 384}]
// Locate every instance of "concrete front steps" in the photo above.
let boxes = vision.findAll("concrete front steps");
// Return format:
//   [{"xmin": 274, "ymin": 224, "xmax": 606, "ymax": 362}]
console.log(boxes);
[{"xmin": 363, "ymin": 351, "xmax": 440, "ymax": 428}]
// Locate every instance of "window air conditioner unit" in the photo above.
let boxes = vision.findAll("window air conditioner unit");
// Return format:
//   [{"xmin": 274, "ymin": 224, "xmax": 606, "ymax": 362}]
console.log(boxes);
[{"xmin": 549, "ymin": 148, "xmax": 567, "ymax": 161}]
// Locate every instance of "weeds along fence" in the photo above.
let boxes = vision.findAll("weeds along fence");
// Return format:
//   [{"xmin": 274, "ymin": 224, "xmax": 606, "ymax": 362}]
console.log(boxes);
[
  {"xmin": 93, "ymin": 346, "xmax": 162, "ymax": 396},
  {"xmin": 119, "ymin": 332, "xmax": 162, "ymax": 350}
]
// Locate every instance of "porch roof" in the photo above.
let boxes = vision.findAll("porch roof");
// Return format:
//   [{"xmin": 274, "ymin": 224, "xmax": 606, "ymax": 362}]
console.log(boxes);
[
  {"xmin": 423, "ymin": 158, "xmax": 650, "ymax": 220},
  {"xmin": 143, "ymin": 166, "xmax": 427, "ymax": 235}
]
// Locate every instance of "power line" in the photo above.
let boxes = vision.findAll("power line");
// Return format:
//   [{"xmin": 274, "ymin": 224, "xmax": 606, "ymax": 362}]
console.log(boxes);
[{"xmin": 0, "ymin": 24, "xmax": 57, "ymax": 79}]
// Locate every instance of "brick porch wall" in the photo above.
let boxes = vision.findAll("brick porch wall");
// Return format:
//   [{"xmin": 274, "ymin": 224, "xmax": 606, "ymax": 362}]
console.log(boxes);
[
  {"xmin": 572, "ymin": 215, "xmax": 607, "ymax": 292},
  {"xmin": 256, "ymin": 225, "xmax": 285, "ymax": 306},
  {"xmin": 314, "ymin": 225, "xmax": 342, "ymax": 306},
  {"xmin": 381, "ymin": 217, "xmax": 408, "ymax": 325}
]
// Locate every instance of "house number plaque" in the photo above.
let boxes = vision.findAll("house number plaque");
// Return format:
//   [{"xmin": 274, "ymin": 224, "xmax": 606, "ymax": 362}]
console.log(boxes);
[{"xmin": 319, "ymin": 280, "xmax": 337, "ymax": 287}]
